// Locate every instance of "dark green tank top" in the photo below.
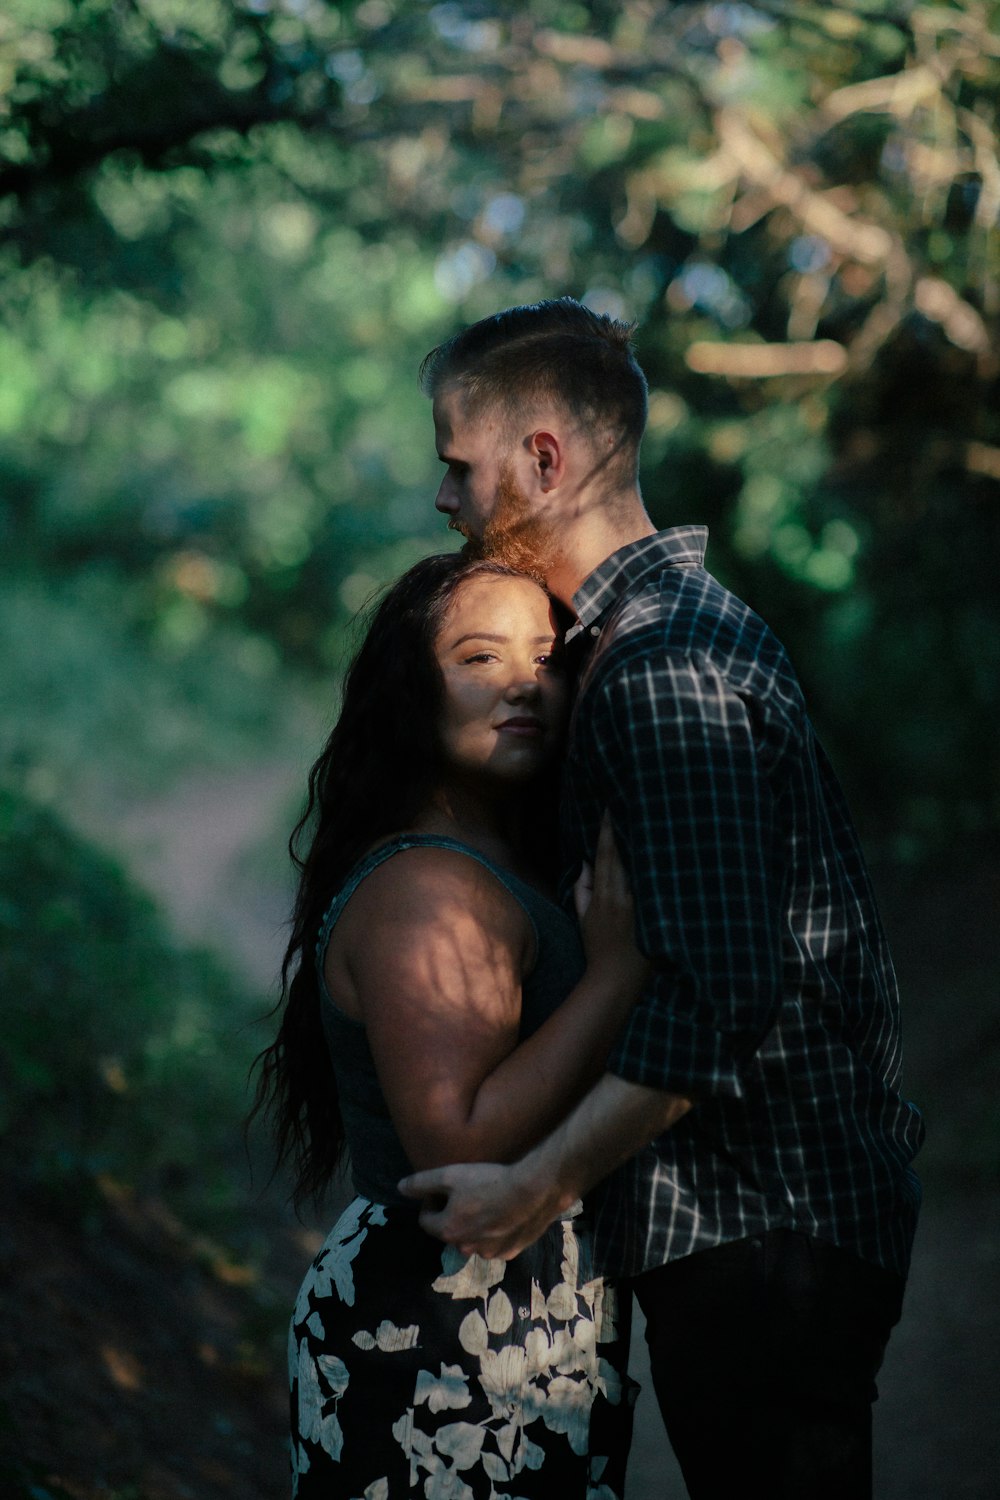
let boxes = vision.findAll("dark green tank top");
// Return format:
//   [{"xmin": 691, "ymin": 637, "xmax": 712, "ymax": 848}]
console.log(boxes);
[{"xmin": 315, "ymin": 833, "xmax": 586, "ymax": 1205}]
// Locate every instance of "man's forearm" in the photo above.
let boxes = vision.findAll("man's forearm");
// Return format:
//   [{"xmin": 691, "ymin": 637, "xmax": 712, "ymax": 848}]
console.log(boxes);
[
  {"xmin": 399, "ymin": 1072, "xmax": 692, "ymax": 1258},
  {"xmin": 516, "ymin": 1070, "xmax": 692, "ymax": 1211}
]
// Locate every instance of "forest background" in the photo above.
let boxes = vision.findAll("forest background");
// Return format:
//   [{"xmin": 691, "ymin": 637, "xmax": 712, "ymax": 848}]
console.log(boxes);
[{"xmin": 1, "ymin": 2, "xmax": 998, "ymax": 1497}]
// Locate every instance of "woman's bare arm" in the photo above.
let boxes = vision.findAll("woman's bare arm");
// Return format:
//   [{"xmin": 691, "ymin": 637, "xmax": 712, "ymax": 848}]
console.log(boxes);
[{"xmin": 327, "ymin": 841, "xmax": 644, "ymax": 1172}]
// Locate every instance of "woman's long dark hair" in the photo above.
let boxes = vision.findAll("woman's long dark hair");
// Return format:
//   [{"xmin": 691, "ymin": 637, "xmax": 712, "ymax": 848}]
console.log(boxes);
[{"xmin": 249, "ymin": 552, "xmax": 562, "ymax": 1211}]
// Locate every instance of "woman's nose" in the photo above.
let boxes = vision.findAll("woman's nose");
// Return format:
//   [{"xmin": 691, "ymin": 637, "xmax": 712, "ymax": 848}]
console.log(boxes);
[{"xmin": 504, "ymin": 671, "xmax": 539, "ymax": 701}]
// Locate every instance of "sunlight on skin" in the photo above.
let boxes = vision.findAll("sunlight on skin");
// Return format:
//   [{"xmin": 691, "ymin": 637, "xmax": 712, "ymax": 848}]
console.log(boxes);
[
  {"xmin": 318, "ymin": 572, "xmax": 645, "ymax": 1185},
  {"xmin": 433, "ymin": 573, "xmax": 568, "ymax": 780},
  {"xmin": 322, "ymin": 573, "xmax": 566, "ymax": 1171}
]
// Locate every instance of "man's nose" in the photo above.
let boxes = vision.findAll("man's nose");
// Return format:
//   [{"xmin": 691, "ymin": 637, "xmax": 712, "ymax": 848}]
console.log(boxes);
[{"xmin": 435, "ymin": 476, "xmax": 457, "ymax": 514}]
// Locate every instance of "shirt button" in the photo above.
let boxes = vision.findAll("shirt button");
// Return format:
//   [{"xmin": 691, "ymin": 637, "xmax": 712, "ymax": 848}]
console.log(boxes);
[{"xmin": 589, "ymin": 625, "xmax": 600, "ymax": 637}]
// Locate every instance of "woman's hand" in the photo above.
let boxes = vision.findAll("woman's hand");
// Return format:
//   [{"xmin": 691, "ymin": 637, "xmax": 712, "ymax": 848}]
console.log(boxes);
[{"xmin": 573, "ymin": 811, "xmax": 649, "ymax": 1003}]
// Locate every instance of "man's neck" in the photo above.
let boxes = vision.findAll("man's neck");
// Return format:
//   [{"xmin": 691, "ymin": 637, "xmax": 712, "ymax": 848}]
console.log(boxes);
[{"xmin": 543, "ymin": 494, "xmax": 657, "ymax": 610}]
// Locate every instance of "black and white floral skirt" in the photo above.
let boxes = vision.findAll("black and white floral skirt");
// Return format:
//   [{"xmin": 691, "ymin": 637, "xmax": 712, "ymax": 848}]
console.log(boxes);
[{"xmin": 288, "ymin": 1196, "xmax": 636, "ymax": 1499}]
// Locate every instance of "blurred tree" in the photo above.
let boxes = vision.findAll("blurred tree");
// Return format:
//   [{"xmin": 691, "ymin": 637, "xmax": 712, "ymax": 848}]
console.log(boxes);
[
  {"xmin": 0, "ymin": 0, "xmax": 997, "ymax": 842},
  {"xmin": 0, "ymin": 783, "xmax": 260, "ymax": 1231}
]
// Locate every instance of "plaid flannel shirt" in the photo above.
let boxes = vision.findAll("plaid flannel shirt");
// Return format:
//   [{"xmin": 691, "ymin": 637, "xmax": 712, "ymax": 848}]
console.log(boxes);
[{"xmin": 561, "ymin": 528, "xmax": 923, "ymax": 1279}]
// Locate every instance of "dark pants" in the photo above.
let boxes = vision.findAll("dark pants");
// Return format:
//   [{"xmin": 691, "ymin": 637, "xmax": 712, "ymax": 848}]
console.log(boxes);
[{"xmin": 632, "ymin": 1229, "xmax": 906, "ymax": 1500}]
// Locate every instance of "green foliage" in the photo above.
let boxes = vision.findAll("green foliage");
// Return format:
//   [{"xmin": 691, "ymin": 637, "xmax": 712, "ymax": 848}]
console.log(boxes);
[
  {"xmin": 0, "ymin": 568, "xmax": 301, "ymax": 803},
  {"xmin": 0, "ymin": 183, "xmax": 453, "ymax": 673},
  {"xmin": 0, "ymin": 784, "xmax": 262, "ymax": 1228}
]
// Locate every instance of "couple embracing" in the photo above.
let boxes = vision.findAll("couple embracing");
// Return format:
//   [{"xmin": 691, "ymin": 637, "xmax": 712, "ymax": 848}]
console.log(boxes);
[{"xmin": 255, "ymin": 299, "xmax": 923, "ymax": 1500}]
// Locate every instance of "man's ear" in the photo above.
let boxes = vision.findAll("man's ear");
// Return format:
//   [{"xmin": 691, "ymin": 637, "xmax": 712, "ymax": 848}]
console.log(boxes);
[{"xmin": 528, "ymin": 428, "xmax": 564, "ymax": 491}]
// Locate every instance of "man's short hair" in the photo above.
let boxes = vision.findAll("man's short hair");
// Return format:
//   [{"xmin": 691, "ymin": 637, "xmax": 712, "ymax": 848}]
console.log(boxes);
[{"xmin": 420, "ymin": 298, "xmax": 649, "ymax": 481}]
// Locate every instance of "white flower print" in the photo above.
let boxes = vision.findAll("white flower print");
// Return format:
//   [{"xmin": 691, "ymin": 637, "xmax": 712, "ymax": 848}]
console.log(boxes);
[
  {"xmin": 391, "ymin": 1408, "xmax": 419, "ymax": 1486},
  {"xmin": 577, "ymin": 1276, "xmax": 601, "ymax": 1315},
  {"xmin": 524, "ymin": 1327, "xmax": 551, "ymax": 1375},
  {"xmin": 296, "ymin": 1349, "xmax": 324, "ymax": 1443},
  {"xmin": 400, "ymin": 1409, "xmax": 455, "ymax": 1490},
  {"xmin": 352, "ymin": 1319, "xmax": 420, "ymax": 1352},
  {"xmin": 521, "ymin": 1374, "xmax": 548, "ymax": 1430},
  {"xmin": 377, "ymin": 1321, "xmax": 419, "ymax": 1351},
  {"xmin": 518, "ymin": 1432, "xmax": 546, "ymax": 1472},
  {"xmin": 423, "ymin": 1460, "xmax": 475, "ymax": 1500},
  {"xmin": 433, "ymin": 1421, "xmax": 487, "ymax": 1470},
  {"xmin": 290, "ymin": 1196, "xmax": 632, "ymax": 1498},
  {"xmin": 482, "ymin": 1451, "xmax": 511, "ymax": 1483},
  {"xmin": 485, "ymin": 1289, "xmax": 513, "ymax": 1334},
  {"xmin": 595, "ymin": 1282, "xmax": 618, "ymax": 1342},
  {"xmin": 540, "ymin": 1373, "xmax": 594, "ymax": 1455},
  {"xmin": 478, "ymin": 1344, "xmax": 527, "ymax": 1420},
  {"xmin": 551, "ymin": 1325, "xmax": 590, "ymax": 1376},
  {"xmin": 414, "ymin": 1362, "xmax": 474, "ymax": 1413},
  {"xmin": 290, "ymin": 1435, "xmax": 311, "ymax": 1498},
  {"xmin": 560, "ymin": 1221, "xmax": 580, "ymax": 1283},
  {"xmin": 432, "ymin": 1246, "xmax": 507, "ymax": 1300},
  {"xmin": 308, "ymin": 1197, "xmax": 373, "ymax": 1308},
  {"xmin": 291, "ymin": 1272, "xmax": 315, "ymax": 1337},
  {"xmin": 392, "ymin": 1408, "xmax": 414, "ymax": 1450},
  {"xmin": 546, "ymin": 1281, "xmax": 578, "ymax": 1321},
  {"xmin": 494, "ymin": 1421, "xmax": 519, "ymax": 1464},
  {"xmin": 317, "ymin": 1353, "xmax": 350, "ymax": 1392},
  {"xmin": 573, "ymin": 1315, "xmax": 597, "ymax": 1360},
  {"xmin": 296, "ymin": 1346, "xmax": 349, "ymax": 1459},
  {"xmin": 458, "ymin": 1309, "xmax": 489, "ymax": 1356}
]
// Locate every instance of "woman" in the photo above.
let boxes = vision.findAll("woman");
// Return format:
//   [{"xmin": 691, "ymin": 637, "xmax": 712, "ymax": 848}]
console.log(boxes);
[{"xmin": 253, "ymin": 553, "xmax": 646, "ymax": 1499}]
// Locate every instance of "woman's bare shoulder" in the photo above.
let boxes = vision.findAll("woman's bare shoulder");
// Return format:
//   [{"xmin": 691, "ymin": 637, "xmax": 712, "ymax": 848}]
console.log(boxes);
[{"xmin": 338, "ymin": 841, "xmax": 530, "ymax": 947}]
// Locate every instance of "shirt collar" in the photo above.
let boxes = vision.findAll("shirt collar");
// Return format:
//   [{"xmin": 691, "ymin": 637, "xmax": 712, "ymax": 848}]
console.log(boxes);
[{"xmin": 566, "ymin": 526, "xmax": 708, "ymax": 641}]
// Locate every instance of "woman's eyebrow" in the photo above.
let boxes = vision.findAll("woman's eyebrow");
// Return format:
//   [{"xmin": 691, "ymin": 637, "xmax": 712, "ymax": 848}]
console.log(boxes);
[
  {"xmin": 449, "ymin": 631, "xmax": 508, "ymax": 647},
  {"xmin": 448, "ymin": 632, "xmax": 556, "ymax": 647}
]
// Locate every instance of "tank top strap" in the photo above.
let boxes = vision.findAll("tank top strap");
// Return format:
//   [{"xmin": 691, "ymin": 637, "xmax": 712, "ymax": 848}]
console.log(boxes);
[{"xmin": 315, "ymin": 833, "xmax": 547, "ymax": 976}]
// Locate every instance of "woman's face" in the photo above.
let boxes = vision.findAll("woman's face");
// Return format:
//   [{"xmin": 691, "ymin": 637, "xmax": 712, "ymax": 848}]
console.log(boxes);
[{"xmin": 433, "ymin": 574, "xmax": 569, "ymax": 787}]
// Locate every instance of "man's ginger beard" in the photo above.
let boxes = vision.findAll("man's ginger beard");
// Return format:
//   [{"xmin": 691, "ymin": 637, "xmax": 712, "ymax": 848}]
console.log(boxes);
[{"xmin": 456, "ymin": 458, "xmax": 561, "ymax": 582}]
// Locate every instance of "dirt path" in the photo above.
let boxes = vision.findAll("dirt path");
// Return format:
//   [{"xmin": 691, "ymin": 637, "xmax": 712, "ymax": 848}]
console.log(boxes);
[
  {"xmin": 46, "ymin": 760, "xmax": 999, "ymax": 1499},
  {"xmin": 625, "ymin": 1187, "xmax": 1000, "ymax": 1500},
  {"xmin": 3, "ymin": 1176, "xmax": 295, "ymax": 1500}
]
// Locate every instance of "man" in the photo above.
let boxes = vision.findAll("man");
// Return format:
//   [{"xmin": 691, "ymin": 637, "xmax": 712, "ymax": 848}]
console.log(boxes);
[{"xmin": 400, "ymin": 299, "xmax": 923, "ymax": 1498}]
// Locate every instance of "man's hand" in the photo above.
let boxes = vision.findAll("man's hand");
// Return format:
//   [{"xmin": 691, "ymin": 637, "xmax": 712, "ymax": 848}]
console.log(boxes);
[
  {"xmin": 400, "ymin": 1075, "xmax": 692, "ymax": 1260},
  {"xmin": 398, "ymin": 1160, "xmax": 569, "ymax": 1260}
]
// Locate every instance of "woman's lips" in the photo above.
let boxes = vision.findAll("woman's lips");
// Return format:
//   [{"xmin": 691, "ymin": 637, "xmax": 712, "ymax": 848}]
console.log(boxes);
[{"xmin": 496, "ymin": 717, "xmax": 545, "ymax": 737}]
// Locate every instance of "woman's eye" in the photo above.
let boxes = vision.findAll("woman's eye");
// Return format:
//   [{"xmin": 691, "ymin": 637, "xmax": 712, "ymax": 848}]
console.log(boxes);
[{"xmin": 463, "ymin": 651, "xmax": 496, "ymax": 664}]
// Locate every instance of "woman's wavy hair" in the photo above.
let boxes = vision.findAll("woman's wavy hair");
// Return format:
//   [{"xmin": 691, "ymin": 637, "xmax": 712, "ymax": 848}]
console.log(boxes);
[{"xmin": 249, "ymin": 551, "xmax": 563, "ymax": 1211}]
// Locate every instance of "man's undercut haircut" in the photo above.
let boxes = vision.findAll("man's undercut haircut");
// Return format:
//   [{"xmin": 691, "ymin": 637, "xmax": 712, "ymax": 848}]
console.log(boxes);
[{"xmin": 420, "ymin": 298, "xmax": 649, "ymax": 482}]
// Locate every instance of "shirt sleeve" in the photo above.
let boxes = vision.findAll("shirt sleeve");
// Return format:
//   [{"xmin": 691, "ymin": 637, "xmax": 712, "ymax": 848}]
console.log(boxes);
[{"xmin": 590, "ymin": 651, "xmax": 787, "ymax": 1099}]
